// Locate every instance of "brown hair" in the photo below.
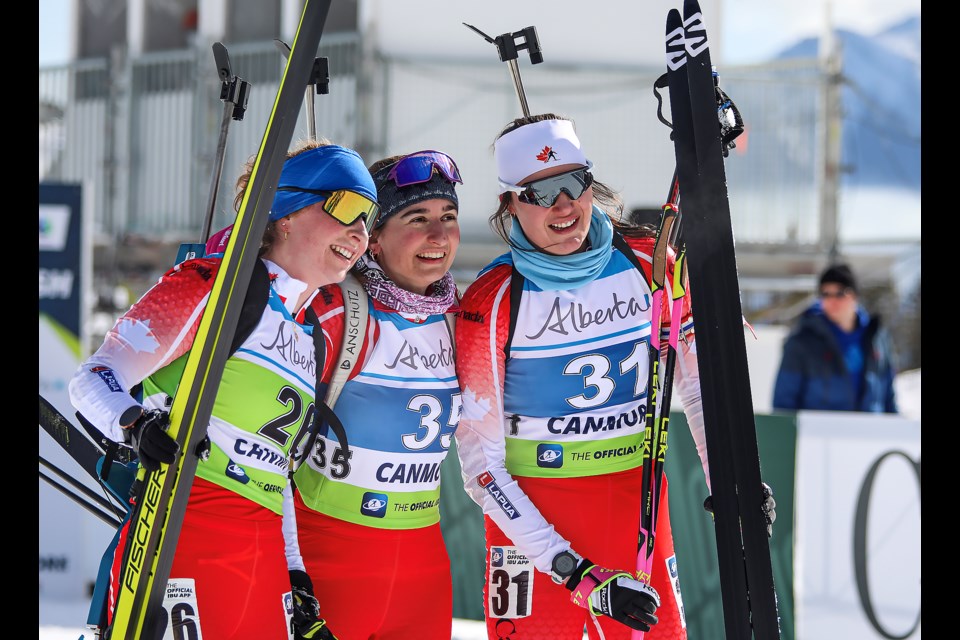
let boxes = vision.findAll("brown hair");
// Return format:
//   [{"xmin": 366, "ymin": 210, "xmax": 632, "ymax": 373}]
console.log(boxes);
[
  {"xmin": 368, "ymin": 154, "xmax": 404, "ymax": 176},
  {"xmin": 489, "ymin": 114, "xmax": 655, "ymax": 245},
  {"xmin": 232, "ymin": 137, "xmax": 334, "ymax": 256}
]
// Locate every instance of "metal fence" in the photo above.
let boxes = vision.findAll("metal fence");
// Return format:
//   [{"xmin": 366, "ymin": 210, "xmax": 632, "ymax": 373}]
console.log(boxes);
[
  {"xmin": 40, "ymin": 35, "xmax": 362, "ymax": 244},
  {"xmin": 39, "ymin": 36, "xmax": 825, "ymax": 258}
]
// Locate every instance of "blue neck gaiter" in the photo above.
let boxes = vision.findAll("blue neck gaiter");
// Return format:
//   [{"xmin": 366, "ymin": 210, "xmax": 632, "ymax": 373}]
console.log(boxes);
[{"xmin": 508, "ymin": 205, "xmax": 614, "ymax": 291}]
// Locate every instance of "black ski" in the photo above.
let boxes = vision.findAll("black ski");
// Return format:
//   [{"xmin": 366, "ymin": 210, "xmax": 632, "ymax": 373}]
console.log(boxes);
[
  {"xmin": 665, "ymin": 1, "xmax": 780, "ymax": 638},
  {"xmin": 108, "ymin": 2, "xmax": 333, "ymax": 637},
  {"xmin": 39, "ymin": 393, "xmax": 106, "ymax": 484}
]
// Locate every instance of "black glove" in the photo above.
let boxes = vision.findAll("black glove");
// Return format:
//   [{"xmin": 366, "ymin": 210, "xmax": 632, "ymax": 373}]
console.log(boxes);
[
  {"xmin": 290, "ymin": 570, "xmax": 336, "ymax": 640},
  {"xmin": 123, "ymin": 408, "xmax": 179, "ymax": 472},
  {"xmin": 565, "ymin": 558, "xmax": 660, "ymax": 632},
  {"xmin": 704, "ymin": 482, "xmax": 777, "ymax": 538}
]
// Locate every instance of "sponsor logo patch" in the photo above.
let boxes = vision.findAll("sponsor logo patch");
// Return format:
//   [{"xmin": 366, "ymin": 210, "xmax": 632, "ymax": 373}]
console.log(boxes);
[
  {"xmin": 90, "ymin": 366, "xmax": 124, "ymax": 393},
  {"xmin": 361, "ymin": 492, "xmax": 388, "ymax": 518},
  {"xmin": 458, "ymin": 309, "xmax": 485, "ymax": 324},
  {"xmin": 477, "ymin": 471, "xmax": 521, "ymax": 520},
  {"xmin": 226, "ymin": 461, "xmax": 250, "ymax": 484},
  {"xmin": 537, "ymin": 444, "xmax": 563, "ymax": 468}
]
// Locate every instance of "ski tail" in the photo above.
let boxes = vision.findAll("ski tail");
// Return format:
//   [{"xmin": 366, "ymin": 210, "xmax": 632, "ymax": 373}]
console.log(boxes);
[
  {"xmin": 39, "ymin": 393, "xmax": 135, "ymax": 512},
  {"xmin": 107, "ymin": 2, "xmax": 334, "ymax": 637},
  {"xmin": 39, "ymin": 393, "xmax": 105, "ymax": 481},
  {"xmin": 673, "ymin": 0, "xmax": 782, "ymax": 637}
]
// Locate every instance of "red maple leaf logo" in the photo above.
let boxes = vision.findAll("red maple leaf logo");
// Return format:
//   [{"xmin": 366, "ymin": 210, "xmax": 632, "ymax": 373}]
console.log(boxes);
[{"xmin": 536, "ymin": 146, "xmax": 555, "ymax": 163}]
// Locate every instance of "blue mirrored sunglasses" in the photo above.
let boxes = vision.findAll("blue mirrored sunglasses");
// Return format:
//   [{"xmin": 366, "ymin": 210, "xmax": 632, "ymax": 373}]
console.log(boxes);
[{"xmin": 386, "ymin": 150, "xmax": 463, "ymax": 187}]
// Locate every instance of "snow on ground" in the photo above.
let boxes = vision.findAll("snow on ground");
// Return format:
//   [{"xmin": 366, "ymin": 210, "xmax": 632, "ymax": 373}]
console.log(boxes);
[
  {"xmin": 39, "ymin": 598, "xmax": 489, "ymax": 640},
  {"xmin": 38, "ymin": 621, "xmax": 492, "ymax": 640},
  {"xmin": 39, "ymin": 621, "xmax": 491, "ymax": 640}
]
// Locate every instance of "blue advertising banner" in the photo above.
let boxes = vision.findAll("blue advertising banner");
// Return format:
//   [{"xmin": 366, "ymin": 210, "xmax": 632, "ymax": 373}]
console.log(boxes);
[
  {"xmin": 39, "ymin": 181, "xmax": 114, "ymax": 603},
  {"xmin": 39, "ymin": 182, "xmax": 83, "ymax": 338}
]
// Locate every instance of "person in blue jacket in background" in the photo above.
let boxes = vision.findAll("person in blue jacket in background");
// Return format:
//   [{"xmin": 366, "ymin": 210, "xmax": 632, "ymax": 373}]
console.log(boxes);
[{"xmin": 773, "ymin": 263, "xmax": 899, "ymax": 413}]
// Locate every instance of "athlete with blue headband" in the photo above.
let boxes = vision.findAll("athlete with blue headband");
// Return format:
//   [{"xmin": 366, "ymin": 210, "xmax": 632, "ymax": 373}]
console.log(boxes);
[{"xmin": 70, "ymin": 139, "xmax": 375, "ymax": 640}]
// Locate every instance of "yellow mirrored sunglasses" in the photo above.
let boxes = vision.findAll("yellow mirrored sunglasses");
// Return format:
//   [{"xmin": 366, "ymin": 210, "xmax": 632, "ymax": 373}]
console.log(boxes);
[{"xmin": 277, "ymin": 187, "xmax": 381, "ymax": 232}]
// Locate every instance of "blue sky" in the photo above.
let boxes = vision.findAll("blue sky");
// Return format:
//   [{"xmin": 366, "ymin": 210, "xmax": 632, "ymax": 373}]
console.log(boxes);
[{"xmin": 40, "ymin": 0, "xmax": 921, "ymax": 66}]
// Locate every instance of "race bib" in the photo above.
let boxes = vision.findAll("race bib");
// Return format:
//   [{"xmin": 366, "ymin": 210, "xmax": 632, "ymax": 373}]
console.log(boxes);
[
  {"xmin": 284, "ymin": 589, "xmax": 295, "ymax": 640},
  {"xmin": 162, "ymin": 578, "xmax": 203, "ymax": 640},
  {"xmin": 487, "ymin": 546, "xmax": 534, "ymax": 619}
]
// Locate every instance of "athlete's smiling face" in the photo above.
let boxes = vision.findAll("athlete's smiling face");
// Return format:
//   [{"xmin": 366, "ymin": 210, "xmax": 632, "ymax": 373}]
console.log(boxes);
[
  {"xmin": 275, "ymin": 202, "xmax": 369, "ymax": 290},
  {"xmin": 369, "ymin": 198, "xmax": 460, "ymax": 295},
  {"xmin": 511, "ymin": 163, "xmax": 594, "ymax": 256}
]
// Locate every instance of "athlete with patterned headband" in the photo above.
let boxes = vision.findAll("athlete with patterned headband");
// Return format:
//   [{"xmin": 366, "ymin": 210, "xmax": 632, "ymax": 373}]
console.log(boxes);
[
  {"xmin": 292, "ymin": 150, "xmax": 464, "ymax": 639},
  {"xmin": 69, "ymin": 140, "xmax": 376, "ymax": 639},
  {"xmin": 454, "ymin": 114, "xmax": 777, "ymax": 639}
]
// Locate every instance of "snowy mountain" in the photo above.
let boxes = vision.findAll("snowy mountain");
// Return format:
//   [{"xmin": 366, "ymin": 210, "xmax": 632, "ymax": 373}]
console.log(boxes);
[{"xmin": 777, "ymin": 16, "xmax": 921, "ymax": 194}]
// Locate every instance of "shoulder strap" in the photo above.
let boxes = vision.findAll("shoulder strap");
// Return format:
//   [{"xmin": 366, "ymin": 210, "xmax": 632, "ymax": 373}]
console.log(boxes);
[
  {"xmin": 506, "ymin": 269, "xmax": 525, "ymax": 360},
  {"xmin": 231, "ymin": 258, "xmax": 271, "ymax": 356},
  {"xmin": 294, "ymin": 304, "xmax": 350, "ymax": 472},
  {"xmin": 612, "ymin": 232, "xmax": 646, "ymax": 272},
  {"xmin": 326, "ymin": 271, "xmax": 369, "ymax": 410},
  {"xmin": 444, "ymin": 312, "xmax": 456, "ymax": 360}
]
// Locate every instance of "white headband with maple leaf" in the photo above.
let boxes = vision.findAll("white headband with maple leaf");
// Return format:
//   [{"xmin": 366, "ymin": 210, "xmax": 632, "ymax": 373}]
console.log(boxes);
[{"xmin": 494, "ymin": 119, "xmax": 593, "ymax": 193}]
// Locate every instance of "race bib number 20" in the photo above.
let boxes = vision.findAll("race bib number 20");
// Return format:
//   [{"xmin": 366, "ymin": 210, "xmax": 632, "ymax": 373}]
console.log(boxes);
[{"xmin": 487, "ymin": 546, "xmax": 534, "ymax": 619}]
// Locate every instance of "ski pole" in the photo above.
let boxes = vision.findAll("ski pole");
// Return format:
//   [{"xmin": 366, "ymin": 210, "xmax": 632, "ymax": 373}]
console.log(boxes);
[
  {"xmin": 204, "ymin": 43, "xmax": 250, "ymax": 240},
  {"xmin": 644, "ymin": 242, "xmax": 688, "ymax": 556},
  {"xmin": 39, "ymin": 455, "xmax": 126, "ymax": 519},
  {"xmin": 635, "ymin": 200, "xmax": 679, "ymax": 590},
  {"xmin": 175, "ymin": 42, "xmax": 251, "ymax": 265},
  {"xmin": 463, "ymin": 23, "xmax": 542, "ymax": 117},
  {"xmin": 275, "ymin": 39, "xmax": 330, "ymax": 140},
  {"xmin": 40, "ymin": 469, "xmax": 123, "ymax": 529}
]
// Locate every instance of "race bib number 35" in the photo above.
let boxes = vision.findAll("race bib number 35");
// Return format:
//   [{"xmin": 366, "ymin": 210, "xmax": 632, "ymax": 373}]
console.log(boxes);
[{"xmin": 487, "ymin": 546, "xmax": 534, "ymax": 619}]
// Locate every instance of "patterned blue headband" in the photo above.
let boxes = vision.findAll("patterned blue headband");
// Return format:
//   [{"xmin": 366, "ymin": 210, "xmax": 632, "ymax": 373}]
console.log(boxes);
[{"xmin": 371, "ymin": 164, "xmax": 459, "ymax": 229}]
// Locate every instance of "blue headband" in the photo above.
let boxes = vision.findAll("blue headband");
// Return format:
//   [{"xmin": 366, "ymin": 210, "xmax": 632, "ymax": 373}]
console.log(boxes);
[{"xmin": 270, "ymin": 145, "xmax": 377, "ymax": 221}]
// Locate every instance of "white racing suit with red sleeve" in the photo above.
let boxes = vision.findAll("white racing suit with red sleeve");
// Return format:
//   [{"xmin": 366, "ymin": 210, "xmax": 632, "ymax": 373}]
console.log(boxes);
[
  {"xmin": 68, "ymin": 256, "xmax": 321, "ymax": 637},
  {"xmin": 454, "ymin": 233, "xmax": 709, "ymax": 639}
]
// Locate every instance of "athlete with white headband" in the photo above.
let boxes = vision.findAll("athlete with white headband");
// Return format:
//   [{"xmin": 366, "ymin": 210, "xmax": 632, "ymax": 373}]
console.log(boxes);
[{"xmin": 454, "ymin": 114, "xmax": 776, "ymax": 640}]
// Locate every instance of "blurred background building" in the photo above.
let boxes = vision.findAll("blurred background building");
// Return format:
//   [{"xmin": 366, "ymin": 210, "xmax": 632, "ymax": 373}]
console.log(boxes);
[{"xmin": 38, "ymin": 0, "xmax": 921, "ymax": 376}]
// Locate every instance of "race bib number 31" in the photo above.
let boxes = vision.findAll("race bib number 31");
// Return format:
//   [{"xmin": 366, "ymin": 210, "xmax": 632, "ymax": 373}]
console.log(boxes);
[
  {"xmin": 163, "ymin": 578, "xmax": 203, "ymax": 640},
  {"xmin": 487, "ymin": 546, "xmax": 534, "ymax": 619}
]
